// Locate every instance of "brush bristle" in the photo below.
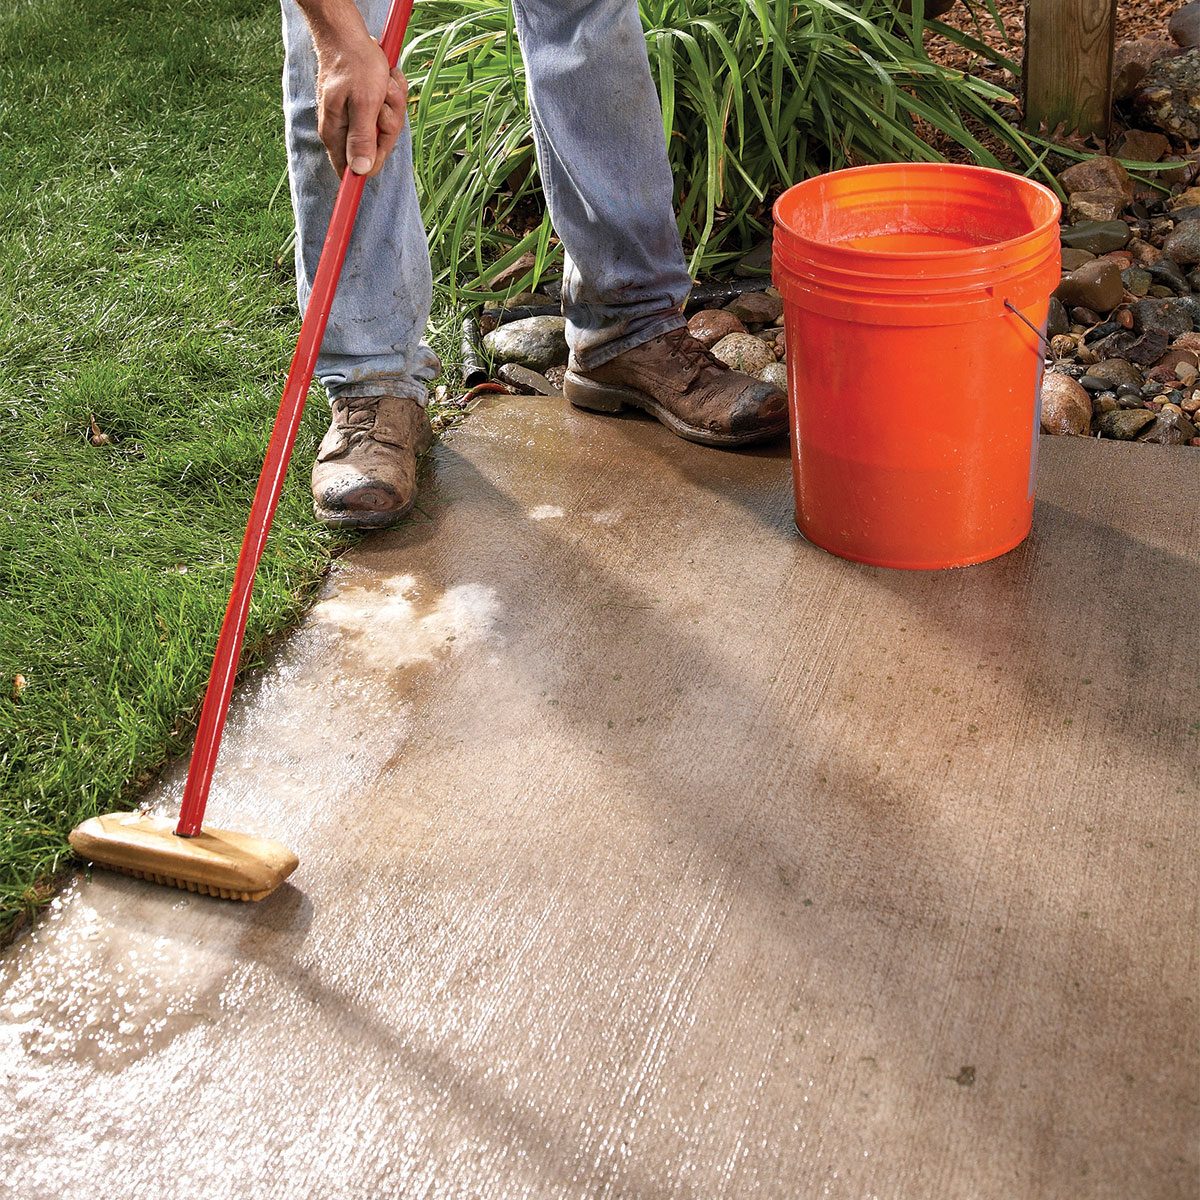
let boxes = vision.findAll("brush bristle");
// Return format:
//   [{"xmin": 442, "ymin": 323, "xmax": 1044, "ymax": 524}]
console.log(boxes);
[{"xmin": 104, "ymin": 862, "xmax": 265, "ymax": 902}]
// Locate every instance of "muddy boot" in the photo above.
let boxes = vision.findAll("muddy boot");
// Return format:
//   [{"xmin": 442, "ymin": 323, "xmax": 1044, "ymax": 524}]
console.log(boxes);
[
  {"xmin": 563, "ymin": 326, "xmax": 787, "ymax": 448},
  {"xmin": 311, "ymin": 394, "xmax": 434, "ymax": 530}
]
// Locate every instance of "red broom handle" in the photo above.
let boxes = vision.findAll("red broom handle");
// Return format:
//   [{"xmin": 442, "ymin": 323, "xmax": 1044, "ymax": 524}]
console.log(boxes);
[{"xmin": 176, "ymin": 0, "xmax": 415, "ymax": 837}]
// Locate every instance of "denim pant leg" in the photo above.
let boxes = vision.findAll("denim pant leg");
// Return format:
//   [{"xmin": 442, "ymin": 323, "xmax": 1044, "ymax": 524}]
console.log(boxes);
[
  {"xmin": 281, "ymin": 0, "xmax": 441, "ymax": 403},
  {"xmin": 510, "ymin": 0, "xmax": 692, "ymax": 370}
]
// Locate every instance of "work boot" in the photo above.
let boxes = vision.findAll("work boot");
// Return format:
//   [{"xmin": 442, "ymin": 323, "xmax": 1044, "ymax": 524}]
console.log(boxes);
[
  {"xmin": 563, "ymin": 326, "xmax": 788, "ymax": 447},
  {"xmin": 311, "ymin": 394, "xmax": 434, "ymax": 530}
]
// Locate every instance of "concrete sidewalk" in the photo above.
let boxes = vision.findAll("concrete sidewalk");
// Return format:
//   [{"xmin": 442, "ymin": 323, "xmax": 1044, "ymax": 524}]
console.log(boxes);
[{"xmin": 2, "ymin": 396, "xmax": 1197, "ymax": 1200}]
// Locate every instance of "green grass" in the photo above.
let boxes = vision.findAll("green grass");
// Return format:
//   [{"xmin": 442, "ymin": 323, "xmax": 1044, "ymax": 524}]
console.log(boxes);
[{"xmin": 0, "ymin": 0, "xmax": 421, "ymax": 935}]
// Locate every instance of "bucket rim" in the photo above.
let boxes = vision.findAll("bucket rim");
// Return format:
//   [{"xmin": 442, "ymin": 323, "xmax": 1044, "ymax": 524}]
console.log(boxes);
[{"xmin": 772, "ymin": 163, "xmax": 1062, "ymax": 264}]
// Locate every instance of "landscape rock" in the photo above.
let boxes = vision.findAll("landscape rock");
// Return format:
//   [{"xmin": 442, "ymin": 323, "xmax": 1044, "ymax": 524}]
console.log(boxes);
[
  {"xmin": 1046, "ymin": 296, "xmax": 1071, "ymax": 338},
  {"xmin": 1055, "ymin": 259, "xmax": 1124, "ymax": 313},
  {"xmin": 1163, "ymin": 219, "xmax": 1200, "ymax": 265},
  {"xmin": 1122, "ymin": 266, "xmax": 1153, "ymax": 296},
  {"xmin": 1040, "ymin": 373, "xmax": 1092, "ymax": 435},
  {"xmin": 1060, "ymin": 248, "xmax": 1097, "ymax": 271},
  {"xmin": 1138, "ymin": 404, "xmax": 1198, "ymax": 443},
  {"xmin": 1113, "ymin": 38, "xmax": 1178, "ymax": 100},
  {"xmin": 483, "ymin": 316, "xmax": 568, "ymax": 371},
  {"xmin": 1170, "ymin": 331, "xmax": 1200, "ymax": 352},
  {"xmin": 1155, "ymin": 348, "xmax": 1200, "ymax": 373},
  {"xmin": 1059, "ymin": 156, "xmax": 1133, "ymax": 198},
  {"xmin": 1131, "ymin": 49, "xmax": 1200, "ymax": 140},
  {"xmin": 1060, "ymin": 220, "xmax": 1132, "ymax": 254},
  {"xmin": 1067, "ymin": 190, "xmax": 1129, "ymax": 223},
  {"xmin": 724, "ymin": 288, "xmax": 784, "ymax": 326},
  {"xmin": 711, "ymin": 332, "xmax": 775, "ymax": 375},
  {"xmin": 1094, "ymin": 327, "xmax": 1171, "ymax": 364},
  {"xmin": 1112, "ymin": 129, "xmax": 1171, "ymax": 162},
  {"xmin": 756, "ymin": 362, "xmax": 789, "ymax": 391},
  {"xmin": 1132, "ymin": 297, "xmax": 1196, "ymax": 338},
  {"xmin": 688, "ymin": 309, "xmax": 745, "ymax": 347},
  {"xmin": 1128, "ymin": 238, "xmax": 1163, "ymax": 266},
  {"xmin": 1088, "ymin": 358, "xmax": 1145, "ymax": 389},
  {"xmin": 1098, "ymin": 408, "xmax": 1157, "ymax": 438},
  {"xmin": 1169, "ymin": 1, "xmax": 1200, "ymax": 48}
]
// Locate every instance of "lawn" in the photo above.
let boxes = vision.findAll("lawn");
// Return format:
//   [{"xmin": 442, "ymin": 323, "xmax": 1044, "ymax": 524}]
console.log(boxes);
[{"xmin": 0, "ymin": 0, "xmax": 449, "ymax": 935}]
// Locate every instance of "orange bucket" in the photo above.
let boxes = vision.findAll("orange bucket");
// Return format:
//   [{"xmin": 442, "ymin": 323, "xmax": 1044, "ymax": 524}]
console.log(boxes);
[{"xmin": 772, "ymin": 163, "xmax": 1061, "ymax": 569}]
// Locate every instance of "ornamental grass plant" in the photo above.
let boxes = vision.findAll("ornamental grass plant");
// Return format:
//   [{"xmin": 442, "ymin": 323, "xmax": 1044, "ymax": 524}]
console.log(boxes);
[{"xmin": 403, "ymin": 0, "xmax": 1042, "ymax": 297}]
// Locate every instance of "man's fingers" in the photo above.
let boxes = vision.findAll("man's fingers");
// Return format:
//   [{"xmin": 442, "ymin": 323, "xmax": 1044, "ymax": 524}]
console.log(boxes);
[
  {"xmin": 345, "ymin": 96, "xmax": 380, "ymax": 176},
  {"xmin": 367, "ymin": 100, "xmax": 403, "ymax": 179},
  {"xmin": 317, "ymin": 107, "xmax": 349, "ymax": 178}
]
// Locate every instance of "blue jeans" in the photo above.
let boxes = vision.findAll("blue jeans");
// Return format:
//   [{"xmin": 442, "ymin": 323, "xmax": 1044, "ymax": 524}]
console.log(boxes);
[{"xmin": 282, "ymin": 0, "xmax": 693, "ymax": 403}]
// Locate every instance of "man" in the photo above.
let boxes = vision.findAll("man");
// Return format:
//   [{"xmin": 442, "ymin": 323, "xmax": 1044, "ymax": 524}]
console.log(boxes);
[{"xmin": 285, "ymin": 0, "xmax": 787, "ymax": 529}]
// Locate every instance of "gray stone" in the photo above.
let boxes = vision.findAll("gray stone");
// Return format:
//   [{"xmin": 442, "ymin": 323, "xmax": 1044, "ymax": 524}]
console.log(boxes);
[
  {"xmin": 1113, "ymin": 38, "xmax": 1178, "ymax": 100},
  {"xmin": 1060, "ymin": 221, "xmax": 1132, "ymax": 254},
  {"xmin": 1088, "ymin": 358, "xmax": 1145, "ymax": 389},
  {"xmin": 711, "ymin": 332, "xmax": 775, "ymax": 375},
  {"xmin": 757, "ymin": 362, "xmax": 789, "ymax": 391},
  {"xmin": 688, "ymin": 309, "xmax": 746, "ymax": 348},
  {"xmin": 1098, "ymin": 408, "xmax": 1157, "ymax": 438},
  {"xmin": 1132, "ymin": 297, "xmax": 1200, "ymax": 337},
  {"xmin": 1122, "ymin": 267, "xmax": 1153, "ymax": 297},
  {"xmin": 1056, "ymin": 259, "xmax": 1124, "ymax": 313},
  {"xmin": 1094, "ymin": 328, "xmax": 1171, "ymax": 364},
  {"xmin": 724, "ymin": 289, "xmax": 784, "ymax": 326},
  {"xmin": 1040, "ymin": 373, "xmax": 1092, "ymax": 435},
  {"xmin": 1138, "ymin": 404, "xmax": 1198, "ymax": 443},
  {"xmin": 1132, "ymin": 50, "xmax": 1200, "ymax": 140},
  {"xmin": 497, "ymin": 363, "xmax": 561, "ymax": 396},
  {"xmin": 1163, "ymin": 220, "xmax": 1200, "ymax": 265},
  {"xmin": 483, "ymin": 316, "xmax": 569, "ymax": 371},
  {"xmin": 1169, "ymin": 1, "xmax": 1200, "ymax": 49}
]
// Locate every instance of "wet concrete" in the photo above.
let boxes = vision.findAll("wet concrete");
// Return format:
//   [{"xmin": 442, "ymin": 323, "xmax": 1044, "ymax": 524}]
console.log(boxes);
[{"xmin": 2, "ymin": 397, "xmax": 1197, "ymax": 1199}]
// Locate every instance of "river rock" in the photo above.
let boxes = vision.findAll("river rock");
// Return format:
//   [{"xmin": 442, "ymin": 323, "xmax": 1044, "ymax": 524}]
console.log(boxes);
[
  {"xmin": 1112, "ymin": 129, "xmax": 1172, "ymax": 162},
  {"xmin": 1132, "ymin": 50, "xmax": 1200, "ymax": 140},
  {"xmin": 724, "ymin": 288, "xmax": 784, "ymax": 325},
  {"xmin": 757, "ymin": 362, "xmax": 789, "ymax": 391},
  {"xmin": 711, "ymin": 332, "xmax": 775, "ymax": 375},
  {"xmin": 1056, "ymin": 259, "xmax": 1124, "ymax": 313},
  {"xmin": 1134, "ymin": 296, "xmax": 1200, "ymax": 336},
  {"xmin": 1171, "ymin": 331, "xmax": 1200, "ymax": 352},
  {"xmin": 1040, "ymin": 373, "xmax": 1092, "ymax": 435},
  {"xmin": 1139, "ymin": 404, "xmax": 1198, "ymax": 443},
  {"xmin": 1088, "ymin": 358, "xmax": 1145, "ymax": 389},
  {"xmin": 1099, "ymin": 408, "xmax": 1157, "ymax": 438},
  {"xmin": 1094, "ymin": 327, "xmax": 1171, "ymax": 364},
  {"xmin": 1047, "ymin": 296, "xmax": 1071, "ymax": 338},
  {"xmin": 1122, "ymin": 266, "xmax": 1153, "ymax": 296},
  {"xmin": 1059, "ymin": 156, "xmax": 1133, "ymax": 198},
  {"xmin": 1113, "ymin": 38, "xmax": 1178, "ymax": 99},
  {"xmin": 688, "ymin": 309, "xmax": 745, "ymax": 347},
  {"xmin": 1163, "ymin": 219, "xmax": 1200, "ymax": 265},
  {"xmin": 1170, "ymin": 1, "xmax": 1200, "ymax": 49},
  {"xmin": 1060, "ymin": 248, "xmax": 1096, "ymax": 271},
  {"xmin": 1067, "ymin": 191, "xmax": 1129, "ymax": 223},
  {"xmin": 483, "ymin": 316, "xmax": 568, "ymax": 371},
  {"xmin": 1060, "ymin": 220, "xmax": 1132, "ymax": 254}
]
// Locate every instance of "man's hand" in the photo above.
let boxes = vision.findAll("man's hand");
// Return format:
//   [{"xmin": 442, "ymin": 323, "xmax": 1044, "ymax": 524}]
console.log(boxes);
[{"xmin": 300, "ymin": 1, "xmax": 407, "ymax": 179}]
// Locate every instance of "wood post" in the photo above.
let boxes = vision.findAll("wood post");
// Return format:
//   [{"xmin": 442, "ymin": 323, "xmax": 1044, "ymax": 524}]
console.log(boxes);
[{"xmin": 1023, "ymin": 0, "xmax": 1118, "ymax": 138}]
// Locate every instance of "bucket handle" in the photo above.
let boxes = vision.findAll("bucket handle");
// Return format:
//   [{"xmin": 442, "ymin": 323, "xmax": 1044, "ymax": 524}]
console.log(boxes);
[{"xmin": 1004, "ymin": 299, "xmax": 1050, "ymax": 354}]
